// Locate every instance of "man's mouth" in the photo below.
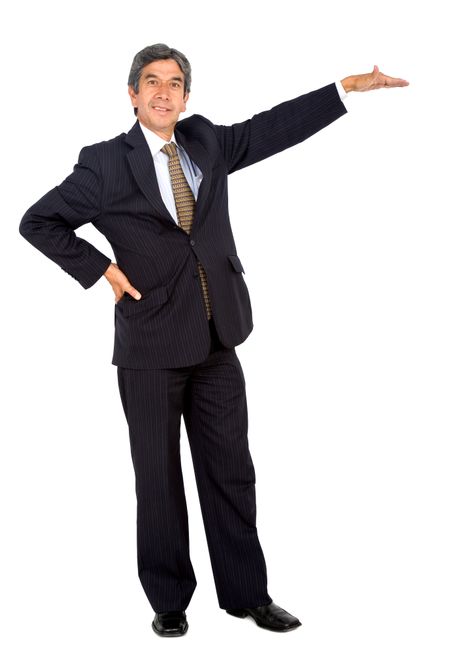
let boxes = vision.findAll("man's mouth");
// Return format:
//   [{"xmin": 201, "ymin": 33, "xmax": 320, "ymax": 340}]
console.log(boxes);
[{"xmin": 152, "ymin": 106, "xmax": 170, "ymax": 113}]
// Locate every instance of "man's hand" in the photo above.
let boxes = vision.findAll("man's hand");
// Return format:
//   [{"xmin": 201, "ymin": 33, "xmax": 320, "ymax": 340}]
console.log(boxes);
[
  {"xmin": 104, "ymin": 262, "xmax": 142, "ymax": 303},
  {"xmin": 341, "ymin": 65, "xmax": 409, "ymax": 93}
]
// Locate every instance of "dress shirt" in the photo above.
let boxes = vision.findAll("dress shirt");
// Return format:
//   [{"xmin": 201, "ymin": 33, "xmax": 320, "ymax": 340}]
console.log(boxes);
[
  {"xmin": 139, "ymin": 123, "xmax": 203, "ymax": 223},
  {"xmin": 139, "ymin": 81, "xmax": 347, "ymax": 223},
  {"xmin": 335, "ymin": 79, "xmax": 348, "ymax": 101}
]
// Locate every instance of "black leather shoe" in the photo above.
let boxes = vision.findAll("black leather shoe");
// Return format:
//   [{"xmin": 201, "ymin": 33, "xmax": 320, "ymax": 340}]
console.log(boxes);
[
  {"xmin": 152, "ymin": 610, "xmax": 188, "ymax": 637},
  {"xmin": 226, "ymin": 601, "xmax": 301, "ymax": 632}
]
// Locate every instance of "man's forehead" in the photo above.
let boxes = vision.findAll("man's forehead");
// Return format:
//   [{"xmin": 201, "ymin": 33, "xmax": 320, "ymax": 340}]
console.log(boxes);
[{"xmin": 141, "ymin": 59, "xmax": 184, "ymax": 79}]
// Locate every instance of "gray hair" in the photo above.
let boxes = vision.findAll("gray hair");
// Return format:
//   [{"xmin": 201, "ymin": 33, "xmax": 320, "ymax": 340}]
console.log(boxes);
[{"xmin": 128, "ymin": 43, "xmax": 192, "ymax": 116}]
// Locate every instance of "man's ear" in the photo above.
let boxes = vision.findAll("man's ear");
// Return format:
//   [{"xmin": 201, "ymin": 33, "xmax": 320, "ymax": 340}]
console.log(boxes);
[
  {"xmin": 181, "ymin": 92, "xmax": 189, "ymax": 112},
  {"xmin": 128, "ymin": 85, "xmax": 138, "ymax": 110}
]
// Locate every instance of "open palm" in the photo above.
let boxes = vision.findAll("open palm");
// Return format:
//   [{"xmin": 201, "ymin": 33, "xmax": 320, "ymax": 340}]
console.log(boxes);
[{"xmin": 353, "ymin": 65, "xmax": 409, "ymax": 91}]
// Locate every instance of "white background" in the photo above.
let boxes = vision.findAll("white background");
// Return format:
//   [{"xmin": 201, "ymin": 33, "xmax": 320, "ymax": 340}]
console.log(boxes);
[{"xmin": 2, "ymin": 0, "xmax": 449, "ymax": 661}]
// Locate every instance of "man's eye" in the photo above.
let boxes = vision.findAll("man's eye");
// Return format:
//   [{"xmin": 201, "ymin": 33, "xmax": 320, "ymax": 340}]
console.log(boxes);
[
  {"xmin": 170, "ymin": 82, "xmax": 181, "ymax": 89},
  {"xmin": 148, "ymin": 79, "xmax": 158, "ymax": 85}
]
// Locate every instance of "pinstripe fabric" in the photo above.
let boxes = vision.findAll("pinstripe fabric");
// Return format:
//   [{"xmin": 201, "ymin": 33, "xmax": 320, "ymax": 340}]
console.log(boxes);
[
  {"xmin": 19, "ymin": 82, "xmax": 348, "ymax": 613},
  {"xmin": 161, "ymin": 142, "xmax": 212, "ymax": 320},
  {"xmin": 19, "ymin": 82, "xmax": 348, "ymax": 369},
  {"xmin": 117, "ymin": 342, "xmax": 272, "ymax": 611}
]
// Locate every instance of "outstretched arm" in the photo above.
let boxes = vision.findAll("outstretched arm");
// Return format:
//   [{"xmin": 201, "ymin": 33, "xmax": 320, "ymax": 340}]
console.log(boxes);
[
  {"xmin": 212, "ymin": 83, "xmax": 348, "ymax": 174},
  {"xmin": 341, "ymin": 65, "xmax": 409, "ymax": 93}
]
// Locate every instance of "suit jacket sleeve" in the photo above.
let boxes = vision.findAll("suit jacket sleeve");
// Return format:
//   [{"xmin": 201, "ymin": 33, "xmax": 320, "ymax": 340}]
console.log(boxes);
[
  {"xmin": 211, "ymin": 82, "xmax": 347, "ymax": 174},
  {"xmin": 19, "ymin": 145, "xmax": 112, "ymax": 289}
]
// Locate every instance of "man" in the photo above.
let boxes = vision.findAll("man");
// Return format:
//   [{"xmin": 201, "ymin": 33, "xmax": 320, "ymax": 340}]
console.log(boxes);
[{"xmin": 19, "ymin": 44, "xmax": 408, "ymax": 637}]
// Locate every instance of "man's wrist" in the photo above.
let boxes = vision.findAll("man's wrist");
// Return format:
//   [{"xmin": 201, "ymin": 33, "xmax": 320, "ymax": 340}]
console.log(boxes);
[
  {"xmin": 104, "ymin": 261, "xmax": 116, "ymax": 279},
  {"xmin": 341, "ymin": 76, "xmax": 355, "ymax": 93}
]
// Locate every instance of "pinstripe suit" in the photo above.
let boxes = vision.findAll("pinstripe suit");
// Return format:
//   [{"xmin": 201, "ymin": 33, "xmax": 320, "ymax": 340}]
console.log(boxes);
[{"xmin": 20, "ymin": 83, "xmax": 347, "ymax": 611}]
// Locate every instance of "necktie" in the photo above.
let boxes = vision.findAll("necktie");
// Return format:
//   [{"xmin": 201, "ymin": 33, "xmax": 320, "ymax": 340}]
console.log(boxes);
[{"xmin": 161, "ymin": 142, "xmax": 212, "ymax": 320}]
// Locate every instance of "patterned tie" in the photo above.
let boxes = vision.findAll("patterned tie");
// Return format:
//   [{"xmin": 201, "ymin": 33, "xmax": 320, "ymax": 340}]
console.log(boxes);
[{"xmin": 161, "ymin": 142, "xmax": 212, "ymax": 320}]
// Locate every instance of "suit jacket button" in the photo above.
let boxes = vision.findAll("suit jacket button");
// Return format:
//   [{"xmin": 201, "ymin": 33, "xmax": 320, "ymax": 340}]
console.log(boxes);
[{"xmin": 190, "ymin": 239, "xmax": 195, "ymax": 246}]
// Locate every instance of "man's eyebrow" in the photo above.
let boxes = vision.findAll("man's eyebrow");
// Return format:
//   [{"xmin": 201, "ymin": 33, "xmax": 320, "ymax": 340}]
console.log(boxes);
[{"xmin": 143, "ymin": 73, "xmax": 183, "ymax": 81}]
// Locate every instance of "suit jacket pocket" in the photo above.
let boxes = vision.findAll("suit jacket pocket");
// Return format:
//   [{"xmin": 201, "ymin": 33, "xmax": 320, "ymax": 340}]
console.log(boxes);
[
  {"xmin": 116, "ymin": 284, "xmax": 169, "ymax": 317},
  {"xmin": 228, "ymin": 254, "xmax": 245, "ymax": 273}
]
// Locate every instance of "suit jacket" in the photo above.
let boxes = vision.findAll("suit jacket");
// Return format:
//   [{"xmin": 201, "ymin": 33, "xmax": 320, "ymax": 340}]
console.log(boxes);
[{"xmin": 19, "ymin": 83, "xmax": 347, "ymax": 369}]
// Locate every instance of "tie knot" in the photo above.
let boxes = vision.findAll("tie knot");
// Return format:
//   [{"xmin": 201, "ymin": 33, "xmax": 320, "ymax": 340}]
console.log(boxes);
[{"xmin": 161, "ymin": 142, "xmax": 178, "ymax": 158}]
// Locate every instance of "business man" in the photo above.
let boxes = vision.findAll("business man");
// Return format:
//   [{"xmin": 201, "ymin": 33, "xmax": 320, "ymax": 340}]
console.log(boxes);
[{"xmin": 19, "ymin": 44, "xmax": 408, "ymax": 637}]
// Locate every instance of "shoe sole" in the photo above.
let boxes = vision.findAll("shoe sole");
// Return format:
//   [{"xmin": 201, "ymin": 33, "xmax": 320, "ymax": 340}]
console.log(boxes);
[{"xmin": 151, "ymin": 621, "xmax": 189, "ymax": 637}]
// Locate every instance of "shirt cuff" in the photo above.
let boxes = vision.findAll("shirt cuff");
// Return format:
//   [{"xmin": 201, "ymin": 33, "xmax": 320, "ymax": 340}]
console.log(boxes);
[{"xmin": 335, "ymin": 79, "xmax": 348, "ymax": 101}]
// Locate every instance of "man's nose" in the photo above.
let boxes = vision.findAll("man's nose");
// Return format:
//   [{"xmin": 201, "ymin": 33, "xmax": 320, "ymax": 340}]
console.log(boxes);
[{"xmin": 156, "ymin": 82, "xmax": 171, "ymax": 98}]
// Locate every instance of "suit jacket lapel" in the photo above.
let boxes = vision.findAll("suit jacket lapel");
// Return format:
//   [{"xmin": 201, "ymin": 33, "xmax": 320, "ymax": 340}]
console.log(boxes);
[
  {"xmin": 125, "ymin": 121, "xmax": 175, "ymax": 227},
  {"xmin": 125, "ymin": 119, "xmax": 213, "ymax": 234}
]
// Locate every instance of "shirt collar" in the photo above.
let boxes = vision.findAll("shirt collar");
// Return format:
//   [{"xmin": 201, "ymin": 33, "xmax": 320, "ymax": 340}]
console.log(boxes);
[{"xmin": 138, "ymin": 121, "xmax": 180, "ymax": 158}]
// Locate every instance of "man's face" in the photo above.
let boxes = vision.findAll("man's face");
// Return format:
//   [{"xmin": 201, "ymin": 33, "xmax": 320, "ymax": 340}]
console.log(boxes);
[{"xmin": 128, "ymin": 59, "xmax": 189, "ymax": 140}]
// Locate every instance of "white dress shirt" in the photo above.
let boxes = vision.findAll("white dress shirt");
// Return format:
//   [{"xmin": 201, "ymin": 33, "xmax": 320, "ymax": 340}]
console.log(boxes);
[
  {"xmin": 139, "ymin": 81, "xmax": 348, "ymax": 223},
  {"xmin": 139, "ymin": 124, "xmax": 203, "ymax": 223}
]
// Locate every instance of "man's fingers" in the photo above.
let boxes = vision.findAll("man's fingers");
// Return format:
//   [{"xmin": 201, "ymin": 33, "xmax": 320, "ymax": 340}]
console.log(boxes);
[
  {"xmin": 376, "ymin": 68, "xmax": 410, "ymax": 88},
  {"xmin": 388, "ymin": 75, "xmax": 409, "ymax": 87},
  {"xmin": 380, "ymin": 73, "xmax": 408, "ymax": 86},
  {"xmin": 114, "ymin": 287, "xmax": 141, "ymax": 303},
  {"xmin": 124, "ymin": 285, "xmax": 142, "ymax": 300},
  {"xmin": 104, "ymin": 264, "xmax": 142, "ymax": 302}
]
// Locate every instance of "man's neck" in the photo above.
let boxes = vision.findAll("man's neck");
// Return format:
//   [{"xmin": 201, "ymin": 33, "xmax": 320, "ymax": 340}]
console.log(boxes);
[{"xmin": 138, "ymin": 120, "xmax": 174, "ymax": 142}]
